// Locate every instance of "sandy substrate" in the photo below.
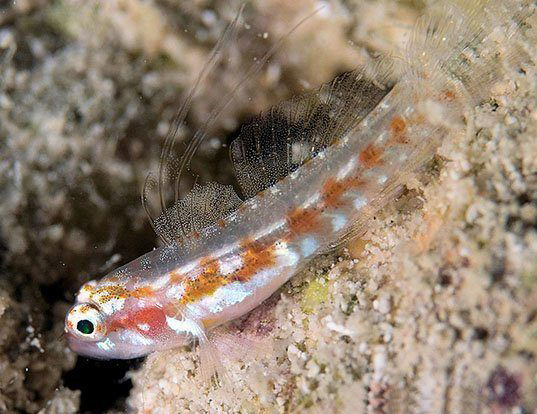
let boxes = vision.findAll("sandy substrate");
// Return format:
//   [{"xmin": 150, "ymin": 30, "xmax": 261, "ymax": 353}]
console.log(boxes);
[{"xmin": 0, "ymin": 0, "xmax": 536, "ymax": 413}]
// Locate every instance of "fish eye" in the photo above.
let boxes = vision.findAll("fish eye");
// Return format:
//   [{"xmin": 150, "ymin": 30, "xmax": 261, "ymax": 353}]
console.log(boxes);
[
  {"xmin": 77, "ymin": 319, "xmax": 94, "ymax": 335},
  {"xmin": 66, "ymin": 303, "xmax": 106, "ymax": 341}
]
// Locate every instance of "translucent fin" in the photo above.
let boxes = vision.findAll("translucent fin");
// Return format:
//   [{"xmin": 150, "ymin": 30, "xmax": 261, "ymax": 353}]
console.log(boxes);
[
  {"xmin": 231, "ymin": 67, "xmax": 393, "ymax": 198},
  {"xmin": 143, "ymin": 4, "xmax": 322, "ymax": 244},
  {"xmin": 405, "ymin": 0, "xmax": 534, "ymax": 103},
  {"xmin": 152, "ymin": 182, "xmax": 241, "ymax": 245},
  {"xmin": 196, "ymin": 325, "xmax": 272, "ymax": 391},
  {"xmin": 197, "ymin": 330, "xmax": 230, "ymax": 389},
  {"xmin": 140, "ymin": 6, "xmax": 245, "ymax": 245},
  {"xmin": 175, "ymin": 314, "xmax": 231, "ymax": 390},
  {"xmin": 209, "ymin": 325, "xmax": 272, "ymax": 362}
]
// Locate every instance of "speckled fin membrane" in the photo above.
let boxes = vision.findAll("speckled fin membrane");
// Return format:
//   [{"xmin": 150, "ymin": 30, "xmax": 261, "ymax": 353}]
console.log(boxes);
[
  {"xmin": 230, "ymin": 69, "xmax": 392, "ymax": 198},
  {"xmin": 153, "ymin": 182, "xmax": 242, "ymax": 243},
  {"xmin": 142, "ymin": 5, "xmax": 246, "ymax": 245},
  {"xmin": 142, "ymin": 4, "xmax": 321, "ymax": 245},
  {"xmin": 406, "ymin": 0, "xmax": 533, "ymax": 103}
]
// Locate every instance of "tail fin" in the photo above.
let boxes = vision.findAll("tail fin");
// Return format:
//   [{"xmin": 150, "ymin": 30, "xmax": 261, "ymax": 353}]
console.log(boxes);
[{"xmin": 405, "ymin": 0, "xmax": 534, "ymax": 103}]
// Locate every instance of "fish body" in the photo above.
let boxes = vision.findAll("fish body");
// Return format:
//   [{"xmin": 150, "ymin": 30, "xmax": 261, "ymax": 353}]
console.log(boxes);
[
  {"xmin": 65, "ymin": 0, "xmax": 531, "ymax": 361},
  {"xmin": 65, "ymin": 82, "xmax": 458, "ymax": 359}
]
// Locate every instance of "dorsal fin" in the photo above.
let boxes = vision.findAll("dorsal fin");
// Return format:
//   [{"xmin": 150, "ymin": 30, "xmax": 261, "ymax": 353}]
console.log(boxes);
[
  {"xmin": 142, "ymin": 5, "xmax": 322, "ymax": 245},
  {"xmin": 142, "ymin": 5, "xmax": 244, "ymax": 246},
  {"xmin": 153, "ymin": 182, "xmax": 242, "ymax": 245},
  {"xmin": 230, "ymin": 67, "xmax": 393, "ymax": 198}
]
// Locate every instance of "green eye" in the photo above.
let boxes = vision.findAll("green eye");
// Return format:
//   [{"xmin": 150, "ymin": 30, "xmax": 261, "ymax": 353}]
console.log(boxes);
[{"xmin": 77, "ymin": 319, "xmax": 95, "ymax": 335}]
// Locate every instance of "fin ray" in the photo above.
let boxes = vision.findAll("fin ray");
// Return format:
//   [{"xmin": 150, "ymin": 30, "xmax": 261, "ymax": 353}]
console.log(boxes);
[
  {"xmin": 153, "ymin": 182, "xmax": 242, "ymax": 245},
  {"xmin": 143, "ymin": 5, "xmax": 323, "ymax": 244},
  {"xmin": 405, "ymin": 0, "xmax": 534, "ymax": 103},
  {"xmin": 141, "ymin": 6, "xmax": 244, "ymax": 245},
  {"xmin": 231, "ymin": 67, "xmax": 393, "ymax": 198}
]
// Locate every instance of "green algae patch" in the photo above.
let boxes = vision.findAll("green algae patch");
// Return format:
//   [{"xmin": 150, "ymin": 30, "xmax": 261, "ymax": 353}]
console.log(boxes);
[{"xmin": 301, "ymin": 278, "xmax": 330, "ymax": 314}]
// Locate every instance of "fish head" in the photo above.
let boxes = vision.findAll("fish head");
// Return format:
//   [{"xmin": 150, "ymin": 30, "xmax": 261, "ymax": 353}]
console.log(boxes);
[{"xmin": 65, "ymin": 279, "xmax": 159, "ymax": 359}]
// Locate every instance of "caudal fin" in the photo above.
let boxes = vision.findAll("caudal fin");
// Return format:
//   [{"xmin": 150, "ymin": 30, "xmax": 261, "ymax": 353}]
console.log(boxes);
[{"xmin": 405, "ymin": 0, "xmax": 534, "ymax": 103}]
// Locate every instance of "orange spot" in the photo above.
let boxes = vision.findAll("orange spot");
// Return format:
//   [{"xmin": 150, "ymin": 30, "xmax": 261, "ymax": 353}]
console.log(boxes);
[
  {"xmin": 200, "ymin": 257, "xmax": 219, "ymax": 275},
  {"xmin": 287, "ymin": 207, "xmax": 322, "ymax": 235},
  {"xmin": 131, "ymin": 286, "xmax": 154, "ymax": 299},
  {"xmin": 359, "ymin": 145, "xmax": 384, "ymax": 168},
  {"xmin": 440, "ymin": 89, "xmax": 457, "ymax": 101},
  {"xmin": 391, "ymin": 116, "xmax": 406, "ymax": 135},
  {"xmin": 389, "ymin": 116, "xmax": 408, "ymax": 145},
  {"xmin": 217, "ymin": 219, "xmax": 226, "ymax": 228},
  {"xmin": 169, "ymin": 271, "xmax": 183, "ymax": 284},
  {"xmin": 322, "ymin": 176, "xmax": 365, "ymax": 209},
  {"xmin": 180, "ymin": 241, "xmax": 278, "ymax": 304},
  {"xmin": 181, "ymin": 258, "xmax": 226, "ymax": 304},
  {"xmin": 92, "ymin": 285, "xmax": 129, "ymax": 302},
  {"xmin": 322, "ymin": 178, "xmax": 346, "ymax": 208},
  {"xmin": 232, "ymin": 241, "xmax": 276, "ymax": 283},
  {"xmin": 104, "ymin": 276, "xmax": 120, "ymax": 283},
  {"xmin": 91, "ymin": 284, "xmax": 159, "ymax": 303}
]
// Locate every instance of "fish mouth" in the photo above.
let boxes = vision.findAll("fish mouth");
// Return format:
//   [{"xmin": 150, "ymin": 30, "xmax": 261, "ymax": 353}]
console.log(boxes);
[
  {"xmin": 66, "ymin": 331, "xmax": 153, "ymax": 360},
  {"xmin": 65, "ymin": 333, "xmax": 111, "ymax": 360}
]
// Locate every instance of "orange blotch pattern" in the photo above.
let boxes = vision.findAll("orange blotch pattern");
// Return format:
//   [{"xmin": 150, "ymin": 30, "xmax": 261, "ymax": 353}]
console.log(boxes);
[
  {"xmin": 232, "ymin": 241, "xmax": 276, "ymax": 283},
  {"xmin": 359, "ymin": 145, "xmax": 384, "ymax": 168},
  {"xmin": 181, "ymin": 258, "xmax": 227, "ymax": 304},
  {"xmin": 131, "ymin": 286, "xmax": 154, "ymax": 299},
  {"xmin": 89, "ymin": 285, "xmax": 128, "ymax": 304},
  {"xmin": 322, "ymin": 176, "xmax": 365, "ymax": 209},
  {"xmin": 440, "ymin": 89, "xmax": 457, "ymax": 101},
  {"xmin": 389, "ymin": 116, "xmax": 408, "ymax": 145},
  {"xmin": 287, "ymin": 207, "xmax": 322, "ymax": 235},
  {"xmin": 286, "ymin": 172, "xmax": 368, "ymax": 238},
  {"xmin": 180, "ymin": 241, "xmax": 278, "ymax": 303},
  {"xmin": 169, "ymin": 271, "xmax": 184, "ymax": 284},
  {"xmin": 89, "ymin": 283, "xmax": 158, "ymax": 304}
]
